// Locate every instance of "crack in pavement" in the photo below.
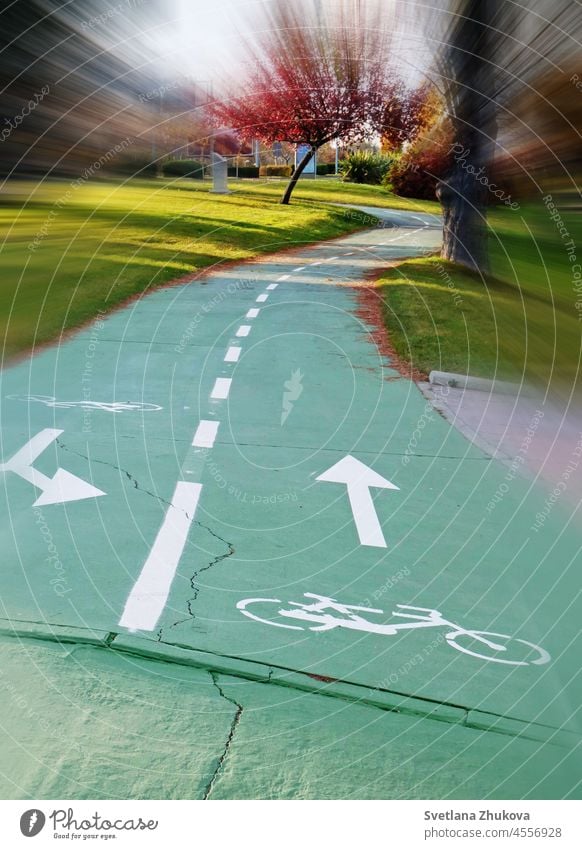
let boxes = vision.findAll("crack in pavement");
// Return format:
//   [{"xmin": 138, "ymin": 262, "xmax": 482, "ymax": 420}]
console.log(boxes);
[
  {"xmin": 203, "ymin": 671, "xmax": 243, "ymax": 800},
  {"xmin": 163, "ymin": 521, "xmax": 235, "ymax": 635},
  {"xmin": 0, "ymin": 619, "xmax": 574, "ymax": 748},
  {"xmin": 57, "ymin": 439, "xmax": 217, "ymax": 521},
  {"xmin": 56, "ymin": 440, "xmax": 177, "ymax": 512},
  {"xmin": 57, "ymin": 440, "xmax": 234, "ymax": 640}
]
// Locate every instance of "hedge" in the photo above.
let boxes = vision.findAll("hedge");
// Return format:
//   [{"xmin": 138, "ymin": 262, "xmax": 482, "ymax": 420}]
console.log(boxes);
[
  {"xmin": 163, "ymin": 159, "xmax": 204, "ymax": 178},
  {"xmin": 259, "ymin": 164, "xmax": 292, "ymax": 177},
  {"xmin": 227, "ymin": 166, "xmax": 260, "ymax": 178}
]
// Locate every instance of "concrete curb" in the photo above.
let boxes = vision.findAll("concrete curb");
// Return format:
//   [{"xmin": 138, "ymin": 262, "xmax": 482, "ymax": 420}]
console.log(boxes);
[
  {"xmin": 429, "ymin": 370, "xmax": 527, "ymax": 396},
  {"xmin": 0, "ymin": 617, "xmax": 575, "ymax": 746}
]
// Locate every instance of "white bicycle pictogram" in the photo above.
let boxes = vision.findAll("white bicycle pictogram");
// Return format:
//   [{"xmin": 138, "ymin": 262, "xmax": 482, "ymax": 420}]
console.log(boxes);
[
  {"xmin": 236, "ymin": 593, "xmax": 550, "ymax": 666},
  {"xmin": 8, "ymin": 395, "xmax": 162, "ymax": 413}
]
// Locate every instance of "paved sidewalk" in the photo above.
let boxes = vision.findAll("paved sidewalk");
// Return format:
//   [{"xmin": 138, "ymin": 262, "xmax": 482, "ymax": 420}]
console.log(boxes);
[{"xmin": 422, "ymin": 382, "xmax": 582, "ymax": 509}]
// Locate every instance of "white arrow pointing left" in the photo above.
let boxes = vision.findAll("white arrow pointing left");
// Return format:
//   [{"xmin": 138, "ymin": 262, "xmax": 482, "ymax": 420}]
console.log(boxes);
[
  {"xmin": 0, "ymin": 429, "xmax": 105, "ymax": 506},
  {"xmin": 316, "ymin": 455, "xmax": 399, "ymax": 548}
]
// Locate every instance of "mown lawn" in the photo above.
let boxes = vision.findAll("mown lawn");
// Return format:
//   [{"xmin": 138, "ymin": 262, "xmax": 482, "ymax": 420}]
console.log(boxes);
[
  {"xmin": 377, "ymin": 200, "xmax": 582, "ymax": 392},
  {"xmin": 0, "ymin": 176, "xmax": 436, "ymax": 360},
  {"xmin": 233, "ymin": 175, "xmax": 441, "ymax": 214}
]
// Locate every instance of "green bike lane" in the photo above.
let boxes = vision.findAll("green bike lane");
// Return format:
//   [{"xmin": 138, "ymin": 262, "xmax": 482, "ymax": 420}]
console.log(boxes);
[{"xmin": 0, "ymin": 214, "xmax": 581, "ymax": 798}]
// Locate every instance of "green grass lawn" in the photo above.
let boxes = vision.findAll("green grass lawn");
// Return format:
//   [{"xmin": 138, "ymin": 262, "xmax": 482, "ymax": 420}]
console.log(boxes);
[
  {"xmin": 7, "ymin": 173, "xmax": 571, "ymax": 389},
  {"xmin": 0, "ymin": 175, "xmax": 436, "ymax": 360},
  {"xmin": 233, "ymin": 175, "xmax": 441, "ymax": 214},
  {"xmin": 378, "ymin": 200, "xmax": 582, "ymax": 392}
]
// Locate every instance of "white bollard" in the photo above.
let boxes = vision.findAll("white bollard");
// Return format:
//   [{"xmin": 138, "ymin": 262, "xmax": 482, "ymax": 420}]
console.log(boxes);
[{"xmin": 209, "ymin": 152, "xmax": 230, "ymax": 194}]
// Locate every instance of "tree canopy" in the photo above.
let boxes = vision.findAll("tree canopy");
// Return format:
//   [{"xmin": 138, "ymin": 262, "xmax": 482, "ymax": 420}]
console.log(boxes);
[{"xmin": 210, "ymin": 0, "xmax": 417, "ymax": 203}]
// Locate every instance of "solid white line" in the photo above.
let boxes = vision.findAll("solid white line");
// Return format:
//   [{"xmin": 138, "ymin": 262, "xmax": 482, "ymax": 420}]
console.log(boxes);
[
  {"xmin": 211, "ymin": 377, "xmax": 232, "ymax": 399},
  {"xmin": 246, "ymin": 308, "xmax": 260, "ymax": 318},
  {"xmin": 256, "ymin": 294, "xmax": 268, "ymax": 302},
  {"xmin": 277, "ymin": 274, "xmax": 290, "ymax": 281},
  {"xmin": 236, "ymin": 325, "xmax": 251, "ymax": 337},
  {"xmin": 119, "ymin": 481, "xmax": 202, "ymax": 632},
  {"xmin": 192, "ymin": 419, "xmax": 219, "ymax": 448},
  {"xmin": 224, "ymin": 346, "xmax": 241, "ymax": 362},
  {"xmin": 266, "ymin": 283, "xmax": 278, "ymax": 290}
]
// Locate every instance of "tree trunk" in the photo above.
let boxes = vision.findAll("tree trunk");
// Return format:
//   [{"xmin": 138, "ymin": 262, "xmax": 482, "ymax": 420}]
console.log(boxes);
[
  {"xmin": 437, "ymin": 132, "xmax": 491, "ymax": 273},
  {"xmin": 280, "ymin": 146, "xmax": 316, "ymax": 204},
  {"xmin": 438, "ymin": 0, "xmax": 498, "ymax": 273}
]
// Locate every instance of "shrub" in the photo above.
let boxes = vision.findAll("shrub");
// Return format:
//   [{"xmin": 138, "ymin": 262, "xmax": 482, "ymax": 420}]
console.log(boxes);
[
  {"xmin": 315, "ymin": 163, "xmax": 337, "ymax": 175},
  {"xmin": 259, "ymin": 164, "xmax": 292, "ymax": 177},
  {"xmin": 386, "ymin": 141, "xmax": 452, "ymax": 200},
  {"xmin": 340, "ymin": 151, "xmax": 393, "ymax": 184},
  {"xmin": 163, "ymin": 159, "xmax": 204, "ymax": 178},
  {"xmin": 227, "ymin": 165, "xmax": 260, "ymax": 178}
]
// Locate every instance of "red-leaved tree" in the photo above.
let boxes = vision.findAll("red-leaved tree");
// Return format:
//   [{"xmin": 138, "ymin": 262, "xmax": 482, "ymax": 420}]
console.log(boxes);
[
  {"xmin": 381, "ymin": 82, "xmax": 441, "ymax": 152},
  {"xmin": 209, "ymin": 0, "xmax": 396, "ymax": 204}
]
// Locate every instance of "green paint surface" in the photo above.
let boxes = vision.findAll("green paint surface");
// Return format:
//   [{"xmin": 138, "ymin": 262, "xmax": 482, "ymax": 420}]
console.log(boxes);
[
  {"xmin": 0, "ymin": 638, "xmax": 578, "ymax": 800},
  {"xmin": 0, "ymin": 218, "xmax": 580, "ymax": 798}
]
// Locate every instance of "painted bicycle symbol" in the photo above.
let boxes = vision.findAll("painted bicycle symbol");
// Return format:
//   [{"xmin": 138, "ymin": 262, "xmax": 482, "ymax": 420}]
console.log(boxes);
[
  {"xmin": 8, "ymin": 395, "xmax": 162, "ymax": 413},
  {"xmin": 237, "ymin": 593, "xmax": 550, "ymax": 666}
]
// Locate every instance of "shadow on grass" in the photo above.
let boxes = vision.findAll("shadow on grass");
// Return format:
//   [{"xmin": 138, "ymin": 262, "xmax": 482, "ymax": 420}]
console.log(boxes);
[{"xmin": 378, "ymin": 256, "xmax": 582, "ymax": 391}]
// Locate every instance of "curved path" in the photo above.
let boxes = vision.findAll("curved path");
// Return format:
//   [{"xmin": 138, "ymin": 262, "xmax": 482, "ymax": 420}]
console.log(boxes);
[{"xmin": 0, "ymin": 208, "xmax": 580, "ymax": 799}]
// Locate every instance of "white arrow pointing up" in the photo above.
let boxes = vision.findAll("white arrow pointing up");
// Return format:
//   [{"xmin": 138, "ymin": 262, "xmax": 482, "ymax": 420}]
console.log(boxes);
[
  {"xmin": 0, "ymin": 429, "xmax": 105, "ymax": 506},
  {"xmin": 316, "ymin": 455, "xmax": 399, "ymax": 548}
]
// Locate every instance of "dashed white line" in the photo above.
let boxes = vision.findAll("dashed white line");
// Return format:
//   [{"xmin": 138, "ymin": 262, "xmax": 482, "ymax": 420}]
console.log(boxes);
[
  {"xmin": 256, "ymin": 294, "xmax": 268, "ymax": 303},
  {"xmin": 211, "ymin": 377, "xmax": 232, "ymax": 399},
  {"xmin": 266, "ymin": 283, "xmax": 278, "ymax": 290},
  {"xmin": 345, "ymin": 252, "xmax": 354, "ymax": 256},
  {"xmin": 293, "ymin": 266, "xmax": 306, "ymax": 272},
  {"xmin": 192, "ymin": 419, "xmax": 220, "ymax": 448},
  {"xmin": 224, "ymin": 346, "xmax": 241, "ymax": 362},
  {"xmin": 311, "ymin": 261, "xmax": 323, "ymax": 266},
  {"xmin": 236, "ymin": 325, "xmax": 251, "ymax": 337},
  {"xmin": 328, "ymin": 256, "xmax": 339, "ymax": 261},
  {"xmin": 119, "ymin": 481, "xmax": 202, "ymax": 632},
  {"xmin": 277, "ymin": 274, "xmax": 290, "ymax": 281},
  {"xmin": 246, "ymin": 308, "xmax": 260, "ymax": 318},
  {"xmin": 385, "ymin": 227, "xmax": 424, "ymax": 243}
]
